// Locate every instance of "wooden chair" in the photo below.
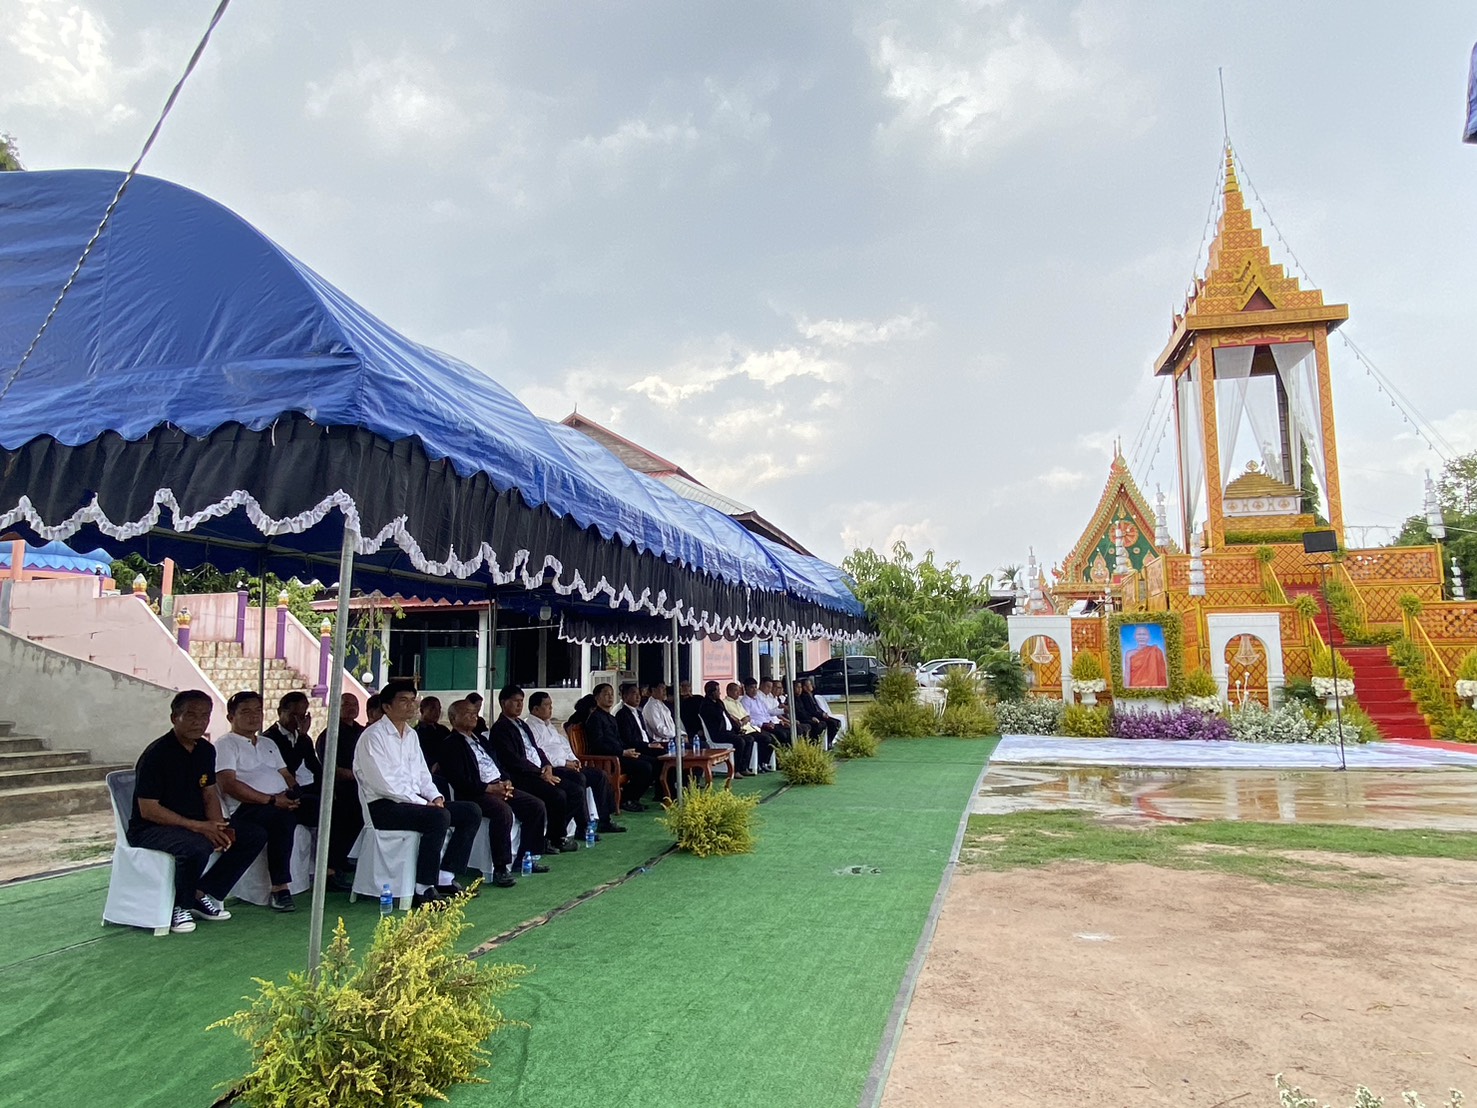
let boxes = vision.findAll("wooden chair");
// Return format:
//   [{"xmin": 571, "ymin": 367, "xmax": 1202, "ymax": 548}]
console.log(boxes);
[{"xmin": 567, "ymin": 723, "xmax": 625, "ymax": 811}]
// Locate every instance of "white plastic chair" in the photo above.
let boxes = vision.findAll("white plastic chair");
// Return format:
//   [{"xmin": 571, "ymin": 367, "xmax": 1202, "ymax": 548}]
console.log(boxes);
[
  {"xmin": 347, "ymin": 796, "xmax": 420, "ymax": 911},
  {"xmin": 467, "ymin": 817, "xmax": 523, "ymax": 881},
  {"xmin": 102, "ymin": 770, "xmax": 176, "ymax": 936},
  {"xmin": 230, "ymin": 823, "xmax": 315, "ymax": 905}
]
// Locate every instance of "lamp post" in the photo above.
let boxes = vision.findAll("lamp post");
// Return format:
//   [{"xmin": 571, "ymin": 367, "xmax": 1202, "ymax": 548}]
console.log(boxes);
[{"xmin": 1426, "ymin": 472, "xmax": 1447, "ymax": 597}]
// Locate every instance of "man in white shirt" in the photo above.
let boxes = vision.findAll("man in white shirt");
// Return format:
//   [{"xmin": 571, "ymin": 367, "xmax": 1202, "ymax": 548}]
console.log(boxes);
[
  {"xmin": 641, "ymin": 683, "xmax": 678, "ymax": 744},
  {"xmin": 759, "ymin": 679, "xmax": 785, "ymax": 715},
  {"xmin": 526, "ymin": 691, "xmax": 623, "ymax": 834},
  {"xmin": 215, "ymin": 690, "xmax": 303, "ymax": 912},
  {"xmin": 353, "ymin": 679, "xmax": 481, "ymax": 906},
  {"xmin": 741, "ymin": 677, "xmax": 792, "ymax": 748}
]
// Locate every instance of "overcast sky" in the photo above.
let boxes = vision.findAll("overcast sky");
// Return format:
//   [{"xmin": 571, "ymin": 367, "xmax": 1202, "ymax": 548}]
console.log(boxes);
[{"xmin": 4, "ymin": 1, "xmax": 1474, "ymax": 582}]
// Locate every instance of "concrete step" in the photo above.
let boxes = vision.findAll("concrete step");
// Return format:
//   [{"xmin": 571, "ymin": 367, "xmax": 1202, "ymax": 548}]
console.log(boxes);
[
  {"xmin": 0, "ymin": 762, "xmax": 126, "ymax": 789},
  {"xmin": 0, "ymin": 781, "xmax": 114, "ymax": 825},
  {"xmin": 0, "ymin": 750, "xmax": 91, "ymax": 772},
  {"xmin": 0, "ymin": 720, "xmax": 13, "ymax": 737},
  {"xmin": 0, "ymin": 736, "xmax": 45, "ymax": 754}
]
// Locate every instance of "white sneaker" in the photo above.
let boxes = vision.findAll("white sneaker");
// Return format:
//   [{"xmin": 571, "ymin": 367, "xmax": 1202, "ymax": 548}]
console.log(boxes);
[
  {"xmin": 190, "ymin": 895, "xmax": 232, "ymax": 922},
  {"xmin": 170, "ymin": 906, "xmax": 197, "ymax": 934}
]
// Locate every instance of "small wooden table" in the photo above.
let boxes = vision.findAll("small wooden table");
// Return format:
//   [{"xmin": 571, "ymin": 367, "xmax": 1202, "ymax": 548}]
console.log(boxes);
[{"xmin": 657, "ymin": 747, "xmax": 735, "ymax": 799}]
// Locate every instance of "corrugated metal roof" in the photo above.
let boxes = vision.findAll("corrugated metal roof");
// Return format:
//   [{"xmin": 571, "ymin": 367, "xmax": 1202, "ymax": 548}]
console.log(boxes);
[{"xmin": 656, "ymin": 473, "xmax": 753, "ymax": 515}]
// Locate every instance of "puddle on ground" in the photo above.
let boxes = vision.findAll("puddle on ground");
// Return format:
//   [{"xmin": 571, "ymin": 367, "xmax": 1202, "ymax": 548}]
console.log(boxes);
[{"xmin": 973, "ymin": 764, "xmax": 1477, "ymax": 831}]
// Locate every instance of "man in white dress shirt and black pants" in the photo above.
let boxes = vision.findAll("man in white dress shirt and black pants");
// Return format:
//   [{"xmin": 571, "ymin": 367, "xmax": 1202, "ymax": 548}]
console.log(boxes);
[{"xmin": 353, "ymin": 679, "xmax": 481, "ymax": 907}]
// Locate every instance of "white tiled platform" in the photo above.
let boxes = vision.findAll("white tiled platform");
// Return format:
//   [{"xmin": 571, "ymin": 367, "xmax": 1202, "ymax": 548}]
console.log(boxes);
[{"xmin": 993, "ymin": 735, "xmax": 1477, "ymax": 770}]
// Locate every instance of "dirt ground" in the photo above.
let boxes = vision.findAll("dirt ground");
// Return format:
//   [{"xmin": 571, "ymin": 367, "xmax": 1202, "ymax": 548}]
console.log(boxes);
[
  {"xmin": 882, "ymin": 855, "xmax": 1477, "ymax": 1107},
  {"xmin": 0, "ymin": 810, "xmax": 114, "ymax": 883}
]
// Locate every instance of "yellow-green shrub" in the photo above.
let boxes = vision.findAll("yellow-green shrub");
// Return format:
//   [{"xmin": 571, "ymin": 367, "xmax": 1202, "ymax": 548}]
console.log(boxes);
[
  {"xmin": 940, "ymin": 667, "xmax": 981, "ymax": 709},
  {"xmin": 1312, "ymin": 648, "xmax": 1354, "ymax": 680},
  {"xmin": 658, "ymin": 783, "xmax": 759, "ymax": 856},
  {"xmin": 776, "ymin": 738, "xmax": 836, "ymax": 785},
  {"xmin": 834, "ymin": 722, "xmax": 880, "ymax": 759},
  {"xmin": 1061, "ymin": 704, "xmax": 1111, "ymax": 737},
  {"xmin": 862, "ymin": 698, "xmax": 938, "ymax": 737},
  {"xmin": 1457, "ymin": 648, "xmax": 1477, "ymax": 682},
  {"xmin": 1182, "ymin": 669, "xmax": 1218, "ymax": 697},
  {"xmin": 1069, "ymin": 651, "xmax": 1104, "ymax": 681},
  {"xmin": 875, "ymin": 668, "xmax": 921, "ymax": 705},
  {"xmin": 938, "ymin": 703, "xmax": 997, "ymax": 737},
  {"xmin": 211, "ymin": 897, "xmax": 527, "ymax": 1108}
]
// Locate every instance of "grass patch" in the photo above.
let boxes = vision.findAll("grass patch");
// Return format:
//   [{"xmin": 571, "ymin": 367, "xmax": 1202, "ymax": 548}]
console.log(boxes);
[{"xmin": 962, "ymin": 810, "xmax": 1477, "ymax": 887}]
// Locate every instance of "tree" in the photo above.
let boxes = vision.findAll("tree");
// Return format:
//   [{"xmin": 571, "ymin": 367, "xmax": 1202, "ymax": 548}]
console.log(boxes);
[
  {"xmin": 0, "ymin": 133, "xmax": 22, "ymax": 172},
  {"xmin": 1393, "ymin": 450, "xmax": 1477, "ymax": 595},
  {"xmin": 842, "ymin": 541, "xmax": 1004, "ymax": 666}
]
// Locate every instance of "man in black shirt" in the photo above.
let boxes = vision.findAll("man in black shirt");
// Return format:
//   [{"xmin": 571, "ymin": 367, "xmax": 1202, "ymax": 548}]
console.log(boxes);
[
  {"xmin": 415, "ymin": 697, "xmax": 453, "ymax": 773},
  {"xmin": 263, "ymin": 691, "xmax": 320, "ymax": 787},
  {"xmin": 128, "ymin": 690, "xmax": 268, "ymax": 933},
  {"xmin": 581, "ymin": 682, "xmax": 655, "ymax": 812},
  {"xmin": 488, "ymin": 685, "xmax": 579, "ymax": 851},
  {"xmin": 310, "ymin": 690, "xmax": 367, "ymax": 891},
  {"xmin": 696, "ymin": 680, "xmax": 755, "ymax": 774}
]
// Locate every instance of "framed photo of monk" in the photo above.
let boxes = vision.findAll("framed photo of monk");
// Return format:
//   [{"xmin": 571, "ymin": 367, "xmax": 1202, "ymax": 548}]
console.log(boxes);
[
  {"xmin": 1119, "ymin": 623, "xmax": 1169, "ymax": 689},
  {"xmin": 1107, "ymin": 612, "xmax": 1184, "ymax": 700}
]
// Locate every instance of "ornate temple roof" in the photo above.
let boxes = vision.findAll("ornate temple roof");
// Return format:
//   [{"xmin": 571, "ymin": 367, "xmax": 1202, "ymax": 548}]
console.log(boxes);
[
  {"xmin": 1057, "ymin": 451, "xmax": 1167, "ymax": 587},
  {"xmin": 1223, "ymin": 461, "xmax": 1299, "ymax": 500},
  {"xmin": 1154, "ymin": 144, "xmax": 1348, "ymax": 376}
]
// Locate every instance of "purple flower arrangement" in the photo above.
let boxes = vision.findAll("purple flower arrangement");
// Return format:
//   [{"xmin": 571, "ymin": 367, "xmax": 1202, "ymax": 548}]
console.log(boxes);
[{"xmin": 1110, "ymin": 706, "xmax": 1231, "ymax": 742}]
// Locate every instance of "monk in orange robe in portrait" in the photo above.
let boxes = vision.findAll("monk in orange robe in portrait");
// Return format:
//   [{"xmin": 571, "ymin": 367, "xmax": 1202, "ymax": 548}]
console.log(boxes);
[{"xmin": 1125, "ymin": 625, "xmax": 1168, "ymax": 688}]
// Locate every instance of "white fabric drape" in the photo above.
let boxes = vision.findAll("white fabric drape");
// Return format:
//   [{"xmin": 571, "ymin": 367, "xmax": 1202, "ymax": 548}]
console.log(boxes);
[
  {"xmin": 1270, "ymin": 342, "xmax": 1325, "ymax": 496},
  {"xmin": 1177, "ymin": 359, "xmax": 1206, "ymax": 542},
  {"xmin": 1212, "ymin": 345, "xmax": 1254, "ymax": 488}
]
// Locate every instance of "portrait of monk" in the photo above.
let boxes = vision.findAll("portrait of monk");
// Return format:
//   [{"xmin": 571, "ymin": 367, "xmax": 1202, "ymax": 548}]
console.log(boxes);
[{"xmin": 1122, "ymin": 624, "xmax": 1168, "ymax": 689}]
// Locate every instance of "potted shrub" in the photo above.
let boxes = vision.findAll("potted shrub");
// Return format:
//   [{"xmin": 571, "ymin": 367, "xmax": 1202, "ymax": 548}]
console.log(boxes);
[
  {"xmin": 1311, "ymin": 649, "xmax": 1355, "ymax": 710},
  {"xmin": 1181, "ymin": 668, "xmax": 1222, "ymax": 713},
  {"xmin": 1456, "ymin": 648, "xmax": 1477, "ymax": 708},
  {"xmin": 1070, "ymin": 651, "xmax": 1107, "ymax": 706}
]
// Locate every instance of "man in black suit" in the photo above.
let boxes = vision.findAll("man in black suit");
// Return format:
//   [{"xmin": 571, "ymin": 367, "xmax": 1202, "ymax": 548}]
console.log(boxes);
[
  {"xmin": 793, "ymin": 679, "xmax": 841, "ymax": 747},
  {"xmin": 582, "ymin": 682, "xmax": 654, "ymax": 812},
  {"xmin": 488, "ymin": 685, "xmax": 579, "ymax": 852},
  {"xmin": 696, "ymin": 680, "xmax": 754, "ymax": 775},
  {"xmin": 616, "ymin": 681, "xmax": 666, "ymax": 795},
  {"xmin": 439, "ymin": 699, "xmax": 550, "ymax": 885}
]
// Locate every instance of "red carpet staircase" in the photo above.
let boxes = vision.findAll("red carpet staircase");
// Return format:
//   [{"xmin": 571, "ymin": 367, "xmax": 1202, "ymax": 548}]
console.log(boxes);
[{"xmin": 1285, "ymin": 586, "xmax": 1432, "ymax": 740}]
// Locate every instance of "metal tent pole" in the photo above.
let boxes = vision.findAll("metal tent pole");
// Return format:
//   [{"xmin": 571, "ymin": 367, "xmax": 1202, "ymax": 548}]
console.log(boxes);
[
  {"xmin": 307, "ymin": 528, "xmax": 355, "ymax": 974},
  {"xmin": 841, "ymin": 641, "xmax": 852, "ymax": 741},
  {"xmin": 785, "ymin": 633, "xmax": 798, "ymax": 746},
  {"xmin": 671, "ymin": 612, "xmax": 683, "ymax": 801},
  {"xmin": 487, "ymin": 593, "xmax": 499, "ymax": 708},
  {"xmin": 257, "ymin": 557, "xmax": 268, "ymax": 699}
]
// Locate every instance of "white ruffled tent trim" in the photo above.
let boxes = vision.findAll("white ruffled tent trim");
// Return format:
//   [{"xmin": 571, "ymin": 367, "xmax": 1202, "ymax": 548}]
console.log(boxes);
[{"xmin": 1, "ymin": 487, "xmax": 865, "ymax": 639}]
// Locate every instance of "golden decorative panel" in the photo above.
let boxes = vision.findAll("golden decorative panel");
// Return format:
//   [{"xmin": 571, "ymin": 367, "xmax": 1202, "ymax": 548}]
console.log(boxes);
[
  {"xmin": 1418, "ymin": 606, "xmax": 1477, "ymax": 642},
  {"xmin": 1224, "ymin": 635, "xmax": 1270, "ymax": 707},
  {"xmin": 1344, "ymin": 547, "xmax": 1440, "ymax": 584}
]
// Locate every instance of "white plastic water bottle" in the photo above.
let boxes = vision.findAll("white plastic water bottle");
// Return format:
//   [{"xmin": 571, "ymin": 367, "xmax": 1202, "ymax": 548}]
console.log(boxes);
[
  {"xmin": 585, "ymin": 818, "xmax": 597, "ymax": 847},
  {"xmin": 667, "ymin": 737, "xmax": 676, "ymax": 756},
  {"xmin": 379, "ymin": 883, "xmax": 394, "ymax": 916},
  {"xmin": 521, "ymin": 851, "xmax": 533, "ymax": 876}
]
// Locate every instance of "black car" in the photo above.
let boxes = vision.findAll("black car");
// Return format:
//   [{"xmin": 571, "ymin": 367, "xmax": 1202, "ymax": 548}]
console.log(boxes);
[{"xmin": 797, "ymin": 655, "xmax": 886, "ymax": 695}]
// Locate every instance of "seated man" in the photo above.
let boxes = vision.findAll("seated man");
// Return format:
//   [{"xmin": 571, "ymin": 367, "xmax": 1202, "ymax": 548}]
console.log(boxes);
[
  {"xmin": 353, "ymin": 679, "xmax": 481, "ymax": 906},
  {"xmin": 364, "ymin": 692, "xmax": 385, "ymax": 726},
  {"xmin": 526, "ymin": 691, "xmax": 624, "ymax": 833},
  {"xmin": 439, "ymin": 699, "xmax": 550, "ymax": 885},
  {"xmin": 262, "ymin": 691, "xmax": 320, "ymax": 791},
  {"xmin": 741, "ymin": 677, "xmax": 791, "ymax": 748},
  {"xmin": 676, "ymin": 681, "xmax": 705, "ymax": 741},
  {"xmin": 465, "ymin": 692, "xmax": 490, "ymax": 737},
  {"xmin": 697, "ymin": 680, "xmax": 755, "ymax": 775},
  {"xmin": 216, "ymin": 690, "xmax": 304, "ymax": 912},
  {"xmin": 641, "ymin": 682, "xmax": 678, "ymax": 747},
  {"xmin": 128, "ymin": 690, "xmax": 268, "ymax": 933},
  {"xmin": 488, "ymin": 685, "xmax": 580, "ymax": 852},
  {"xmin": 724, "ymin": 681, "xmax": 775, "ymax": 771},
  {"xmin": 581, "ymin": 682, "xmax": 656, "ymax": 812},
  {"xmin": 759, "ymin": 679, "xmax": 784, "ymax": 716},
  {"xmin": 616, "ymin": 682, "xmax": 666, "ymax": 791},
  {"xmin": 414, "ymin": 696, "xmax": 453, "ymax": 774},
  {"xmin": 309, "ymin": 690, "xmax": 367, "ymax": 892},
  {"xmin": 793, "ymin": 679, "xmax": 841, "ymax": 748}
]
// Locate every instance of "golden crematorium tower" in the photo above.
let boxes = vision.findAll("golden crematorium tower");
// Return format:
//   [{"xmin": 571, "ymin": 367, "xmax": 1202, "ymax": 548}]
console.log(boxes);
[{"xmin": 1154, "ymin": 146, "xmax": 1348, "ymax": 549}]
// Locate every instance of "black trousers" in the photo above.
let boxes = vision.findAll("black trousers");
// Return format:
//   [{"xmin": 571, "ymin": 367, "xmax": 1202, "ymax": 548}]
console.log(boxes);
[
  {"xmin": 131, "ymin": 819, "xmax": 267, "ymax": 907},
  {"xmin": 471, "ymin": 790, "xmax": 548, "ymax": 867},
  {"xmin": 761, "ymin": 723, "xmax": 792, "ymax": 748},
  {"xmin": 551, "ymin": 766, "xmax": 588, "ymax": 828},
  {"xmin": 721, "ymin": 732, "xmax": 756, "ymax": 773},
  {"xmin": 292, "ymin": 782, "xmax": 363, "ymax": 871},
  {"xmin": 617, "ymin": 754, "xmax": 656, "ymax": 804},
  {"xmin": 746, "ymin": 729, "xmax": 775, "ymax": 767},
  {"xmin": 229, "ymin": 802, "xmax": 299, "ymax": 886},
  {"xmin": 509, "ymin": 772, "xmax": 574, "ymax": 842},
  {"xmin": 576, "ymin": 764, "xmax": 615, "ymax": 820},
  {"xmin": 366, "ymin": 799, "xmax": 479, "ymax": 886}
]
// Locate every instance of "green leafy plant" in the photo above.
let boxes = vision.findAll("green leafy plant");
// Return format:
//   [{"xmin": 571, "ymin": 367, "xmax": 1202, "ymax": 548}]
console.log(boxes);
[
  {"xmin": 1183, "ymin": 669, "xmax": 1218, "ymax": 697},
  {"xmin": 1224, "ymin": 529, "xmax": 1311, "ymax": 545},
  {"xmin": 1281, "ymin": 676, "xmax": 1320, "ymax": 711},
  {"xmin": 979, "ymin": 649, "xmax": 1028, "ymax": 702},
  {"xmin": 940, "ymin": 666, "xmax": 982, "ymax": 710},
  {"xmin": 1456, "ymin": 648, "xmax": 1477, "ymax": 682},
  {"xmin": 1310, "ymin": 703, "xmax": 1381, "ymax": 745},
  {"xmin": 1322, "ymin": 579, "xmax": 1400, "ymax": 645},
  {"xmin": 1387, "ymin": 636, "xmax": 1459, "ymax": 738},
  {"xmin": 1061, "ymin": 704, "xmax": 1111, "ymax": 737},
  {"xmin": 994, "ymin": 698, "xmax": 1063, "ymax": 735},
  {"xmin": 1069, "ymin": 651, "xmax": 1104, "ymax": 681},
  {"xmin": 833, "ymin": 722, "xmax": 880, "ymax": 759},
  {"xmin": 1450, "ymin": 708, "xmax": 1477, "ymax": 743},
  {"xmin": 775, "ymin": 738, "xmax": 836, "ymax": 786},
  {"xmin": 1274, "ymin": 1073, "xmax": 1463, "ymax": 1108},
  {"xmin": 861, "ymin": 698, "xmax": 939, "ymax": 738},
  {"xmin": 659, "ymin": 783, "xmax": 759, "ymax": 856},
  {"xmin": 875, "ymin": 667, "xmax": 923, "ymax": 706},
  {"xmin": 1398, "ymin": 593, "xmax": 1425, "ymax": 618},
  {"xmin": 1254, "ymin": 545, "xmax": 1277, "ymax": 564},
  {"xmin": 1311, "ymin": 649, "xmax": 1354, "ymax": 680},
  {"xmin": 1291, "ymin": 595, "xmax": 1321, "ymax": 621},
  {"xmin": 937, "ymin": 703, "xmax": 998, "ymax": 737},
  {"xmin": 211, "ymin": 897, "xmax": 527, "ymax": 1108}
]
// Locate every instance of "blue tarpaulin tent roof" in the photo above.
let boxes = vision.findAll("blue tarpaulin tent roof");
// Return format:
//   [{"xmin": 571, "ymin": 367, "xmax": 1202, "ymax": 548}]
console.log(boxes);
[
  {"xmin": 0, "ymin": 169, "xmax": 863, "ymax": 637},
  {"xmin": 0, "ymin": 539, "xmax": 112, "ymax": 573}
]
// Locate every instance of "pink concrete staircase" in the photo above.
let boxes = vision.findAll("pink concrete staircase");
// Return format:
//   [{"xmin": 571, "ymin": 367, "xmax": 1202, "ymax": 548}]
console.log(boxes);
[{"xmin": 1286, "ymin": 586, "xmax": 1432, "ymax": 740}]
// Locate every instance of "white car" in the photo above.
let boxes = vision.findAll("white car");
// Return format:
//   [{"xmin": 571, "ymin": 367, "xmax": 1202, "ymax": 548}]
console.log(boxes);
[{"xmin": 916, "ymin": 658, "xmax": 977, "ymax": 687}]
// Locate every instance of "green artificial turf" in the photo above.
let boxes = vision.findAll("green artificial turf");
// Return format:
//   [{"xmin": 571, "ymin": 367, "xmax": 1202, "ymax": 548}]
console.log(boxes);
[
  {"xmin": 449, "ymin": 738, "xmax": 996, "ymax": 1108},
  {"xmin": 0, "ymin": 740, "xmax": 994, "ymax": 1108},
  {"xmin": 964, "ymin": 809, "xmax": 1477, "ymax": 886}
]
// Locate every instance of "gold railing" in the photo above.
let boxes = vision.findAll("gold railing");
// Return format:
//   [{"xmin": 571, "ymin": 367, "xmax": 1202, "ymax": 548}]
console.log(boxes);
[
  {"xmin": 1260, "ymin": 562, "xmax": 1288, "ymax": 605},
  {"xmin": 1403, "ymin": 610, "xmax": 1454, "ymax": 682},
  {"xmin": 1332, "ymin": 561, "xmax": 1373, "ymax": 628}
]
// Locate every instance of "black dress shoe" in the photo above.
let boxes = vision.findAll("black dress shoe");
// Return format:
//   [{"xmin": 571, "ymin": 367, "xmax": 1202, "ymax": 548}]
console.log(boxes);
[
  {"xmin": 560, "ymin": 840, "xmax": 581, "ymax": 853},
  {"xmin": 436, "ymin": 881, "xmax": 479, "ymax": 899},
  {"xmin": 491, "ymin": 872, "xmax": 517, "ymax": 888},
  {"xmin": 325, "ymin": 872, "xmax": 355, "ymax": 893},
  {"xmin": 411, "ymin": 888, "xmax": 444, "ymax": 909},
  {"xmin": 620, "ymin": 800, "xmax": 647, "ymax": 813},
  {"xmin": 598, "ymin": 820, "xmax": 628, "ymax": 833},
  {"xmin": 531, "ymin": 861, "xmax": 550, "ymax": 873}
]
